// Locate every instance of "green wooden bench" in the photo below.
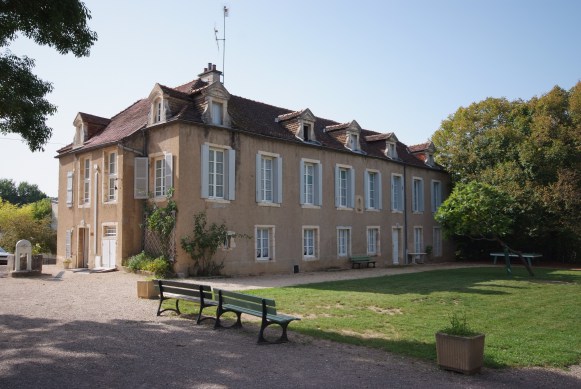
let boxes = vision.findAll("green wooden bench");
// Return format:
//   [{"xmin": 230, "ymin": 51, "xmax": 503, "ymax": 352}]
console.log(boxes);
[
  {"xmin": 156, "ymin": 280, "xmax": 217, "ymax": 324},
  {"xmin": 349, "ymin": 255, "xmax": 376, "ymax": 269},
  {"xmin": 214, "ymin": 289, "xmax": 300, "ymax": 344}
]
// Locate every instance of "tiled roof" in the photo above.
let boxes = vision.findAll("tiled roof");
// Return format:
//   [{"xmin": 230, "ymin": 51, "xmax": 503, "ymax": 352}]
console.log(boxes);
[
  {"xmin": 408, "ymin": 142, "xmax": 431, "ymax": 152},
  {"xmin": 57, "ymin": 75, "xmax": 441, "ymax": 170},
  {"xmin": 77, "ymin": 112, "xmax": 111, "ymax": 127}
]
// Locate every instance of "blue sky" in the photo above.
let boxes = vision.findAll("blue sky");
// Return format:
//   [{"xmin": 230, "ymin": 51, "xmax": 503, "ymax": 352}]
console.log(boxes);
[{"xmin": 1, "ymin": 0, "xmax": 580, "ymax": 197}]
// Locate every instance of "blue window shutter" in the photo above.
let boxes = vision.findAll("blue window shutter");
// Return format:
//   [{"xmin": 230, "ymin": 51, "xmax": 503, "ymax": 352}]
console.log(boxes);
[
  {"xmin": 364, "ymin": 171, "xmax": 369, "ymax": 209},
  {"xmin": 419, "ymin": 180, "xmax": 424, "ymax": 212},
  {"xmin": 134, "ymin": 157, "xmax": 149, "ymax": 199},
  {"xmin": 256, "ymin": 154, "xmax": 262, "ymax": 202},
  {"xmin": 275, "ymin": 156, "xmax": 283, "ymax": 204},
  {"xmin": 349, "ymin": 169, "xmax": 355, "ymax": 208},
  {"xmin": 334, "ymin": 166, "xmax": 340, "ymax": 207},
  {"xmin": 316, "ymin": 163, "xmax": 323, "ymax": 206},
  {"xmin": 164, "ymin": 153, "xmax": 173, "ymax": 192},
  {"xmin": 377, "ymin": 173, "xmax": 383, "ymax": 210},
  {"xmin": 201, "ymin": 144, "xmax": 209, "ymax": 198},
  {"xmin": 227, "ymin": 149, "xmax": 236, "ymax": 200},
  {"xmin": 299, "ymin": 160, "xmax": 305, "ymax": 205}
]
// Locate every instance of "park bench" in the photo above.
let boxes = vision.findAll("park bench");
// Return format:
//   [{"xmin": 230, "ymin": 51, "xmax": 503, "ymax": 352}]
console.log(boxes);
[
  {"xmin": 214, "ymin": 289, "xmax": 300, "ymax": 343},
  {"xmin": 156, "ymin": 280, "xmax": 217, "ymax": 324},
  {"xmin": 349, "ymin": 255, "xmax": 376, "ymax": 269}
]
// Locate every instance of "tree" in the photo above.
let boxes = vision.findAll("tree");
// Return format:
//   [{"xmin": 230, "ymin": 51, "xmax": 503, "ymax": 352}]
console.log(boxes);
[
  {"xmin": 181, "ymin": 212, "xmax": 229, "ymax": 276},
  {"xmin": 432, "ymin": 83, "xmax": 581, "ymax": 261},
  {"xmin": 435, "ymin": 181, "xmax": 534, "ymax": 276},
  {"xmin": 0, "ymin": 0, "xmax": 97, "ymax": 151},
  {"xmin": 0, "ymin": 198, "xmax": 56, "ymax": 253},
  {"xmin": 0, "ymin": 178, "xmax": 47, "ymax": 205},
  {"xmin": 0, "ymin": 178, "xmax": 18, "ymax": 204}
]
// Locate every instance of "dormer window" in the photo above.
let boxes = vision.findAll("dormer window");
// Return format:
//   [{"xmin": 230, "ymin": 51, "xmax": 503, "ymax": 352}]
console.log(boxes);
[
  {"xmin": 211, "ymin": 100, "xmax": 224, "ymax": 125},
  {"xmin": 154, "ymin": 99, "xmax": 162, "ymax": 123},
  {"xmin": 426, "ymin": 153, "xmax": 434, "ymax": 166},
  {"xmin": 347, "ymin": 132, "xmax": 360, "ymax": 152},
  {"xmin": 303, "ymin": 124, "xmax": 311, "ymax": 141},
  {"xmin": 386, "ymin": 141, "xmax": 397, "ymax": 159},
  {"xmin": 149, "ymin": 95, "xmax": 166, "ymax": 125},
  {"xmin": 73, "ymin": 123, "xmax": 86, "ymax": 148}
]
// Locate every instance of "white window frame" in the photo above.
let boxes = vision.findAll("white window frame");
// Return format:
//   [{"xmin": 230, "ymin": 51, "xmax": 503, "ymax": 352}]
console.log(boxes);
[
  {"xmin": 412, "ymin": 177, "xmax": 424, "ymax": 213},
  {"xmin": 256, "ymin": 151, "xmax": 282, "ymax": 205},
  {"xmin": 302, "ymin": 226, "xmax": 319, "ymax": 260},
  {"xmin": 431, "ymin": 180, "xmax": 442, "ymax": 213},
  {"xmin": 347, "ymin": 132, "xmax": 360, "ymax": 152},
  {"xmin": 80, "ymin": 158, "xmax": 90, "ymax": 206},
  {"xmin": 335, "ymin": 164, "xmax": 354, "ymax": 209},
  {"xmin": 66, "ymin": 171, "xmax": 74, "ymax": 207},
  {"xmin": 104, "ymin": 151, "xmax": 117, "ymax": 203},
  {"xmin": 367, "ymin": 227, "xmax": 380, "ymax": 256},
  {"xmin": 433, "ymin": 226, "xmax": 442, "ymax": 257},
  {"xmin": 386, "ymin": 141, "xmax": 397, "ymax": 159},
  {"xmin": 414, "ymin": 226, "xmax": 424, "ymax": 254},
  {"xmin": 211, "ymin": 100, "xmax": 224, "ymax": 126},
  {"xmin": 103, "ymin": 223, "xmax": 117, "ymax": 239},
  {"xmin": 365, "ymin": 169, "xmax": 382, "ymax": 210},
  {"xmin": 300, "ymin": 158, "xmax": 322, "ymax": 207},
  {"xmin": 391, "ymin": 173, "xmax": 403, "ymax": 212},
  {"xmin": 201, "ymin": 143, "xmax": 235, "ymax": 201},
  {"xmin": 153, "ymin": 153, "xmax": 173, "ymax": 199},
  {"xmin": 337, "ymin": 227, "xmax": 352, "ymax": 257},
  {"xmin": 255, "ymin": 225, "xmax": 275, "ymax": 261}
]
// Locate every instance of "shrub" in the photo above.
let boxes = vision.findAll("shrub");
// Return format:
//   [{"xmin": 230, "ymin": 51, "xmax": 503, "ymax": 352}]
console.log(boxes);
[
  {"xmin": 126, "ymin": 252, "xmax": 151, "ymax": 271},
  {"xmin": 143, "ymin": 256, "xmax": 171, "ymax": 278}
]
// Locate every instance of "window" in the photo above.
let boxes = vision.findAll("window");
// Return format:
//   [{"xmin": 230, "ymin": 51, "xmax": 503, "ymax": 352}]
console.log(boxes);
[
  {"xmin": 211, "ymin": 101, "xmax": 224, "ymax": 125},
  {"xmin": 367, "ymin": 227, "xmax": 379, "ymax": 255},
  {"xmin": 256, "ymin": 152, "xmax": 282, "ymax": 204},
  {"xmin": 155, "ymin": 99, "xmax": 162, "ymax": 123},
  {"xmin": 303, "ymin": 227, "xmax": 319, "ymax": 260},
  {"xmin": 337, "ymin": 227, "xmax": 351, "ymax": 257},
  {"xmin": 335, "ymin": 165, "xmax": 354, "ymax": 208},
  {"xmin": 105, "ymin": 152, "xmax": 117, "ymax": 202},
  {"xmin": 386, "ymin": 142, "xmax": 397, "ymax": 159},
  {"xmin": 201, "ymin": 144, "xmax": 236, "ymax": 200},
  {"xmin": 134, "ymin": 157, "xmax": 149, "ymax": 199},
  {"xmin": 154, "ymin": 153, "xmax": 173, "ymax": 198},
  {"xmin": 66, "ymin": 171, "xmax": 74, "ymax": 207},
  {"xmin": 300, "ymin": 159, "xmax": 322, "ymax": 206},
  {"xmin": 222, "ymin": 231, "xmax": 237, "ymax": 251},
  {"xmin": 431, "ymin": 180, "xmax": 442, "ymax": 212},
  {"xmin": 255, "ymin": 226, "xmax": 274, "ymax": 260},
  {"xmin": 412, "ymin": 177, "xmax": 424, "ymax": 213},
  {"xmin": 391, "ymin": 174, "xmax": 403, "ymax": 212},
  {"xmin": 347, "ymin": 132, "xmax": 360, "ymax": 151},
  {"xmin": 414, "ymin": 227, "xmax": 423, "ymax": 254},
  {"xmin": 82, "ymin": 158, "xmax": 90, "ymax": 205},
  {"xmin": 365, "ymin": 170, "xmax": 382, "ymax": 210},
  {"xmin": 103, "ymin": 225, "xmax": 117, "ymax": 237},
  {"xmin": 426, "ymin": 153, "xmax": 434, "ymax": 166},
  {"xmin": 433, "ymin": 227, "xmax": 442, "ymax": 257}
]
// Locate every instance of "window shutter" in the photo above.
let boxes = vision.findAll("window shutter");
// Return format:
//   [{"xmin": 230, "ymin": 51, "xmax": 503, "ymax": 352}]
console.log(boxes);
[
  {"xmin": 134, "ymin": 157, "xmax": 149, "ymax": 199},
  {"xmin": 256, "ymin": 154, "xmax": 262, "ymax": 202},
  {"xmin": 201, "ymin": 144, "xmax": 209, "ymax": 198},
  {"xmin": 349, "ymin": 169, "xmax": 355, "ymax": 208},
  {"xmin": 65, "ymin": 229, "xmax": 72, "ymax": 259},
  {"xmin": 391, "ymin": 176, "xmax": 396, "ymax": 210},
  {"xmin": 364, "ymin": 171, "xmax": 369, "ymax": 209},
  {"xmin": 275, "ymin": 156, "xmax": 283, "ymax": 204},
  {"xmin": 227, "ymin": 149, "xmax": 236, "ymax": 200},
  {"xmin": 334, "ymin": 166, "xmax": 340, "ymax": 207},
  {"xmin": 377, "ymin": 173, "xmax": 383, "ymax": 210},
  {"xmin": 66, "ymin": 171, "xmax": 73, "ymax": 207},
  {"xmin": 316, "ymin": 163, "xmax": 322, "ymax": 206},
  {"xmin": 164, "ymin": 153, "xmax": 173, "ymax": 192},
  {"xmin": 299, "ymin": 161, "xmax": 305, "ymax": 205},
  {"xmin": 419, "ymin": 180, "xmax": 424, "ymax": 212}
]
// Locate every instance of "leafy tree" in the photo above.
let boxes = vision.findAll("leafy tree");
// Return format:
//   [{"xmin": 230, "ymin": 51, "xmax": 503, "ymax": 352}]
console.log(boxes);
[
  {"xmin": 0, "ymin": 199, "xmax": 55, "ymax": 253},
  {"xmin": 432, "ymin": 83, "xmax": 581, "ymax": 261},
  {"xmin": 435, "ymin": 181, "xmax": 534, "ymax": 275},
  {"xmin": 0, "ymin": 0, "xmax": 97, "ymax": 151},
  {"xmin": 0, "ymin": 178, "xmax": 18, "ymax": 204},
  {"xmin": 0, "ymin": 178, "xmax": 47, "ymax": 205}
]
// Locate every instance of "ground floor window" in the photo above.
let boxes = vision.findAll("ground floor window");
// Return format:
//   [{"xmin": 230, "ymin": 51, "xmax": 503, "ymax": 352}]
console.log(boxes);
[
  {"xmin": 303, "ymin": 227, "xmax": 319, "ymax": 260},
  {"xmin": 255, "ymin": 226, "xmax": 274, "ymax": 260},
  {"xmin": 367, "ymin": 227, "xmax": 379, "ymax": 255},
  {"xmin": 337, "ymin": 227, "xmax": 351, "ymax": 257}
]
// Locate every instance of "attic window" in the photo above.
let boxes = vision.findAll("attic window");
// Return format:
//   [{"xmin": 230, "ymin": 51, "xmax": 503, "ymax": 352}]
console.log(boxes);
[
  {"xmin": 73, "ymin": 123, "xmax": 85, "ymax": 147},
  {"xmin": 347, "ymin": 132, "xmax": 360, "ymax": 152},
  {"xmin": 426, "ymin": 153, "xmax": 434, "ymax": 166},
  {"xmin": 303, "ymin": 124, "xmax": 311, "ymax": 141},
  {"xmin": 151, "ymin": 97, "xmax": 165, "ymax": 124},
  {"xmin": 386, "ymin": 142, "xmax": 397, "ymax": 159},
  {"xmin": 211, "ymin": 101, "xmax": 224, "ymax": 125}
]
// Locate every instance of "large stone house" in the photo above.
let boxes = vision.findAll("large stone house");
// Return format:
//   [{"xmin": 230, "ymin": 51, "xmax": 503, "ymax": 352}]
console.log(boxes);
[{"xmin": 56, "ymin": 63, "xmax": 452, "ymax": 276}]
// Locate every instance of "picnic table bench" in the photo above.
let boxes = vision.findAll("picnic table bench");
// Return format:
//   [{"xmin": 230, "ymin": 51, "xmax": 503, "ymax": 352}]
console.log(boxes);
[
  {"xmin": 349, "ymin": 255, "xmax": 376, "ymax": 269},
  {"xmin": 156, "ymin": 280, "xmax": 217, "ymax": 324},
  {"xmin": 214, "ymin": 289, "xmax": 300, "ymax": 343},
  {"xmin": 490, "ymin": 252, "xmax": 542, "ymax": 267}
]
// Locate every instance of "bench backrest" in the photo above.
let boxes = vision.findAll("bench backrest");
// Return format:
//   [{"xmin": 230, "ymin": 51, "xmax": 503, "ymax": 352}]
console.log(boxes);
[
  {"xmin": 217, "ymin": 289, "xmax": 277, "ymax": 315},
  {"xmin": 156, "ymin": 280, "xmax": 213, "ymax": 301}
]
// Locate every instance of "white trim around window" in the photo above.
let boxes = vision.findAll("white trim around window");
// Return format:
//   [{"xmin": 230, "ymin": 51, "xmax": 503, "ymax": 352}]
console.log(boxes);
[
  {"xmin": 412, "ymin": 176, "xmax": 424, "ymax": 213},
  {"xmin": 391, "ymin": 173, "xmax": 403, "ymax": 212},
  {"xmin": 335, "ymin": 164, "xmax": 355, "ymax": 209},
  {"xmin": 300, "ymin": 158, "xmax": 322, "ymax": 207},
  {"xmin": 364, "ymin": 169, "xmax": 382, "ymax": 211},
  {"xmin": 255, "ymin": 225, "xmax": 275, "ymax": 261},
  {"xmin": 367, "ymin": 226, "xmax": 380, "ymax": 256},
  {"xmin": 201, "ymin": 143, "xmax": 236, "ymax": 201},
  {"xmin": 431, "ymin": 180, "xmax": 442, "ymax": 213},
  {"xmin": 302, "ymin": 226, "xmax": 319, "ymax": 261},
  {"xmin": 337, "ymin": 226, "xmax": 352, "ymax": 257},
  {"xmin": 256, "ymin": 151, "xmax": 282, "ymax": 206}
]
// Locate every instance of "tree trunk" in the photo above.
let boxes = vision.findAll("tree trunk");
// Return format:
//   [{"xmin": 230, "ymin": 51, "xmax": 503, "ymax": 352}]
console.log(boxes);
[{"xmin": 495, "ymin": 236, "xmax": 534, "ymax": 276}]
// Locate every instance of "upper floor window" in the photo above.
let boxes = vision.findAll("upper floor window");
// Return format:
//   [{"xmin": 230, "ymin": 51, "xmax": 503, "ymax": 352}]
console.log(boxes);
[
  {"xmin": 347, "ymin": 132, "xmax": 360, "ymax": 152},
  {"xmin": 66, "ymin": 171, "xmax": 74, "ymax": 207},
  {"xmin": 412, "ymin": 177, "xmax": 424, "ymax": 213},
  {"xmin": 431, "ymin": 180, "xmax": 442, "ymax": 212},
  {"xmin": 201, "ymin": 144, "xmax": 236, "ymax": 201},
  {"xmin": 303, "ymin": 124, "xmax": 311, "ymax": 141},
  {"xmin": 81, "ymin": 158, "xmax": 91, "ymax": 205},
  {"xmin": 335, "ymin": 165, "xmax": 354, "ymax": 209},
  {"xmin": 365, "ymin": 170, "xmax": 382, "ymax": 210},
  {"xmin": 211, "ymin": 101, "xmax": 224, "ymax": 125},
  {"xmin": 105, "ymin": 152, "xmax": 118, "ymax": 202},
  {"xmin": 391, "ymin": 174, "xmax": 403, "ymax": 212},
  {"xmin": 256, "ymin": 152, "xmax": 282, "ymax": 204},
  {"xmin": 386, "ymin": 142, "xmax": 397, "ymax": 159},
  {"xmin": 154, "ymin": 153, "xmax": 173, "ymax": 198},
  {"xmin": 426, "ymin": 153, "xmax": 435, "ymax": 166},
  {"xmin": 300, "ymin": 159, "xmax": 322, "ymax": 207}
]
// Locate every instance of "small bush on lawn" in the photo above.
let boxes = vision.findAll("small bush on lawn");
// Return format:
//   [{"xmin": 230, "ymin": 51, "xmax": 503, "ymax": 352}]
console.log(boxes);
[{"xmin": 126, "ymin": 252, "xmax": 171, "ymax": 278}]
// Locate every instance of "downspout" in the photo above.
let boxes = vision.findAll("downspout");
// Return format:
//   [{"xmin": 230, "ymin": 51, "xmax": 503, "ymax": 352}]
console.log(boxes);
[
  {"xmin": 140, "ymin": 127, "xmax": 149, "ymax": 251},
  {"xmin": 403, "ymin": 163, "xmax": 408, "ymax": 263},
  {"xmin": 93, "ymin": 164, "xmax": 100, "ymax": 266}
]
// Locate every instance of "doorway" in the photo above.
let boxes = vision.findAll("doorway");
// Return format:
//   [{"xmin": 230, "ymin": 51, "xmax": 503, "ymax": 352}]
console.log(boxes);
[{"xmin": 77, "ymin": 227, "xmax": 89, "ymax": 268}]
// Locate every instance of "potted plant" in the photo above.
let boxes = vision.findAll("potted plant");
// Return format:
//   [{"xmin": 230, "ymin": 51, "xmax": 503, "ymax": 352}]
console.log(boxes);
[
  {"xmin": 435, "ymin": 312, "xmax": 485, "ymax": 374},
  {"xmin": 63, "ymin": 259, "xmax": 72, "ymax": 269}
]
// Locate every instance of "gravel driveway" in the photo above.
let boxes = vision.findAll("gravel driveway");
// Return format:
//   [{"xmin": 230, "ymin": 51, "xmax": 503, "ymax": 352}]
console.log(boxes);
[{"xmin": 0, "ymin": 264, "xmax": 579, "ymax": 388}]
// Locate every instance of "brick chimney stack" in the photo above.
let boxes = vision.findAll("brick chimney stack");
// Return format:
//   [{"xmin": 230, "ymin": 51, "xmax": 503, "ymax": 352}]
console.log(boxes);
[{"xmin": 198, "ymin": 62, "xmax": 222, "ymax": 84}]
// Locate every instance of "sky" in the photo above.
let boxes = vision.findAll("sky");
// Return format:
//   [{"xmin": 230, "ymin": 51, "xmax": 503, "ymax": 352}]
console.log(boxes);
[{"xmin": 1, "ymin": 0, "xmax": 580, "ymax": 197}]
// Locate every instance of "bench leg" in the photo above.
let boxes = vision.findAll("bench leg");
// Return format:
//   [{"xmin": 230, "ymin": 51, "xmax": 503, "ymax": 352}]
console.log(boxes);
[
  {"xmin": 157, "ymin": 297, "xmax": 180, "ymax": 316},
  {"xmin": 258, "ymin": 322, "xmax": 290, "ymax": 344},
  {"xmin": 214, "ymin": 309, "xmax": 242, "ymax": 329},
  {"xmin": 196, "ymin": 303, "xmax": 216, "ymax": 324}
]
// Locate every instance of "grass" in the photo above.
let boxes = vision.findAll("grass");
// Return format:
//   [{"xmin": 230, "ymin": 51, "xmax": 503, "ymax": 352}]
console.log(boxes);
[{"xmin": 165, "ymin": 266, "xmax": 581, "ymax": 368}]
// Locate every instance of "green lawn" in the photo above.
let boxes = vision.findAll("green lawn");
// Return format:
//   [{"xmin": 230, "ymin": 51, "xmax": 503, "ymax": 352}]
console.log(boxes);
[{"xmin": 169, "ymin": 267, "xmax": 581, "ymax": 368}]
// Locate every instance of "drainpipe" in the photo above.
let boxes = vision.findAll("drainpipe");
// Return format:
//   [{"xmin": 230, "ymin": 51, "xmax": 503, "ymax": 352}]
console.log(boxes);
[
  {"xmin": 403, "ymin": 163, "xmax": 408, "ymax": 263},
  {"xmin": 93, "ymin": 165, "xmax": 100, "ymax": 266}
]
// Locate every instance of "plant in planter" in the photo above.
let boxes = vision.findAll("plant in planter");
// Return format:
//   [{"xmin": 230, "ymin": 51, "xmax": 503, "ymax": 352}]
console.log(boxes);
[
  {"xmin": 62, "ymin": 259, "xmax": 72, "ymax": 269},
  {"xmin": 435, "ymin": 312, "xmax": 485, "ymax": 374}
]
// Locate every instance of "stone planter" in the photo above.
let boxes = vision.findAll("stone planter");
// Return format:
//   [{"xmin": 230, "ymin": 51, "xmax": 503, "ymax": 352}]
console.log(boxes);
[
  {"xmin": 435, "ymin": 332, "xmax": 485, "ymax": 374},
  {"xmin": 63, "ymin": 261, "xmax": 71, "ymax": 269},
  {"xmin": 137, "ymin": 280, "xmax": 158, "ymax": 299}
]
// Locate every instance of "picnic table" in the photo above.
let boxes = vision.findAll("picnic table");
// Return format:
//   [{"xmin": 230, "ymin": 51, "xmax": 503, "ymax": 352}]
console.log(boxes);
[{"xmin": 490, "ymin": 252, "xmax": 542, "ymax": 267}]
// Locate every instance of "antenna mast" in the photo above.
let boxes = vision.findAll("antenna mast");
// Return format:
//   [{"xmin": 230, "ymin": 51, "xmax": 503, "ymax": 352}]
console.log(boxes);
[{"xmin": 214, "ymin": 6, "xmax": 229, "ymax": 84}]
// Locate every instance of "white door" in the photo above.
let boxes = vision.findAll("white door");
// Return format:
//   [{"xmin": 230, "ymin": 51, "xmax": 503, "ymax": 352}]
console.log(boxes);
[
  {"xmin": 392, "ymin": 229, "xmax": 400, "ymax": 265},
  {"xmin": 101, "ymin": 239, "xmax": 117, "ymax": 268}
]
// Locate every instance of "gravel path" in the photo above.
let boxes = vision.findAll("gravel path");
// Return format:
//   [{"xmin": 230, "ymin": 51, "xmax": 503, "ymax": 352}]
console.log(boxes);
[{"xmin": 0, "ymin": 264, "xmax": 579, "ymax": 388}]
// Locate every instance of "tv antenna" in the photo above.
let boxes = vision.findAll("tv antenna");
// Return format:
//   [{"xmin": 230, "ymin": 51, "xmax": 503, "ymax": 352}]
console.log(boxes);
[{"xmin": 214, "ymin": 6, "xmax": 229, "ymax": 84}]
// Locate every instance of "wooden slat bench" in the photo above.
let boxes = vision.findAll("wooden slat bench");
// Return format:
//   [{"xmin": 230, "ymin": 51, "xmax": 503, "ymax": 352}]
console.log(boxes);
[
  {"xmin": 156, "ymin": 280, "xmax": 217, "ymax": 324},
  {"xmin": 350, "ymin": 255, "xmax": 376, "ymax": 269},
  {"xmin": 214, "ymin": 289, "xmax": 300, "ymax": 344}
]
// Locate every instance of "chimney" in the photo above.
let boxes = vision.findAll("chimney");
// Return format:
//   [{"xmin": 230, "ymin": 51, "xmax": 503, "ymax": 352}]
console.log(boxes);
[{"xmin": 198, "ymin": 62, "xmax": 222, "ymax": 84}]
